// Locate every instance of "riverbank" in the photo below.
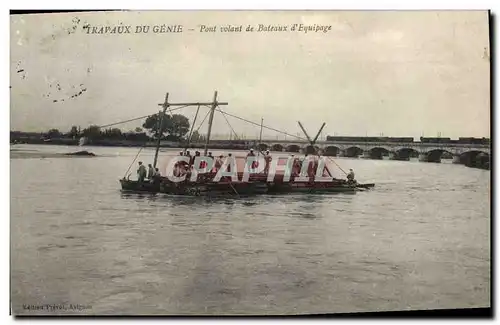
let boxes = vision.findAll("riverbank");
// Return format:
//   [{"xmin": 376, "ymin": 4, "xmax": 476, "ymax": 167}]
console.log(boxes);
[
  {"xmin": 10, "ymin": 148, "xmax": 97, "ymax": 159},
  {"xmin": 10, "ymin": 137, "xmax": 250, "ymax": 151}
]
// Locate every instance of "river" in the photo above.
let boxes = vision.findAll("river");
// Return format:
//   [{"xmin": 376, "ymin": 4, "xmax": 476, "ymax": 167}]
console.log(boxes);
[{"xmin": 10, "ymin": 144, "xmax": 490, "ymax": 315}]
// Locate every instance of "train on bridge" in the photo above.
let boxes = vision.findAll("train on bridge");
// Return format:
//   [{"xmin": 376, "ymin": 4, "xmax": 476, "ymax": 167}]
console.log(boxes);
[
  {"xmin": 325, "ymin": 135, "xmax": 490, "ymax": 145},
  {"xmin": 418, "ymin": 137, "xmax": 490, "ymax": 145},
  {"xmin": 325, "ymin": 136, "xmax": 414, "ymax": 143}
]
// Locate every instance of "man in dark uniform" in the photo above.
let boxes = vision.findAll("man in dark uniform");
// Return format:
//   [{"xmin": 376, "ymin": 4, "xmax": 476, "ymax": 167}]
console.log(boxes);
[{"xmin": 347, "ymin": 168, "xmax": 356, "ymax": 184}]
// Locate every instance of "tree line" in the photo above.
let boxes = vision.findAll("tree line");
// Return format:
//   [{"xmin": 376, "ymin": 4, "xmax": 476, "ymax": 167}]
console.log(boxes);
[{"xmin": 13, "ymin": 113, "xmax": 207, "ymax": 143}]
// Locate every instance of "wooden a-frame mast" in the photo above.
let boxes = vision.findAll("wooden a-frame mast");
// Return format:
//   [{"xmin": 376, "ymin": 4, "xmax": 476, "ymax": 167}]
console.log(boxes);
[{"xmin": 154, "ymin": 91, "xmax": 228, "ymax": 166}]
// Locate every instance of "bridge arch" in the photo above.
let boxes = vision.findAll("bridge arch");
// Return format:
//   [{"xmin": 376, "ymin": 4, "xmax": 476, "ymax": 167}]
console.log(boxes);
[
  {"xmin": 286, "ymin": 144, "xmax": 301, "ymax": 153},
  {"xmin": 304, "ymin": 145, "xmax": 320, "ymax": 155},
  {"xmin": 459, "ymin": 150, "xmax": 490, "ymax": 169},
  {"xmin": 367, "ymin": 147, "xmax": 390, "ymax": 159},
  {"xmin": 344, "ymin": 146, "xmax": 363, "ymax": 158},
  {"xmin": 425, "ymin": 149, "xmax": 456, "ymax": 163},
  {"xmin": 257, "ymin": 143, "xmax": 268, "ymax": 152},
  {"xmin": 270, "ymin": 143, "xmax": 284, "ymax": 152},
  {"xmin": 395, "ymin": 147, "xmax": 419, "ymax": 160},
  {"xmin": 323, "ymin": 145, "xmax": 341, "ymax": 157}
]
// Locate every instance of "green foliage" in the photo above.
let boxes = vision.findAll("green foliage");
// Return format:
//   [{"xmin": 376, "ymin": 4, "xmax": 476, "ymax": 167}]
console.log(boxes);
[{"xmin": 142, "ymin": 112, "xmax": 190, "ymax": 141}]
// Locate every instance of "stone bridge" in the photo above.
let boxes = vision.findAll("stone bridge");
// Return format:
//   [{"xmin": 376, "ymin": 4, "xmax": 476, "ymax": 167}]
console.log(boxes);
[{"xmin": 224, "ymin": 139, "xmax": 491, "ymax": 165}]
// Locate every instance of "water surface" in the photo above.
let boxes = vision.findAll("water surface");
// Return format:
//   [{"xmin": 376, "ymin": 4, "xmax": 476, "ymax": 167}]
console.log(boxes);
[{"xmin": 10, "ymin": 144, "xmax": 490, "ymax": 315}]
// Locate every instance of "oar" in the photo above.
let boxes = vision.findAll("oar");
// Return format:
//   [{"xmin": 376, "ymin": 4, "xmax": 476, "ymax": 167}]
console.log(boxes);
[
  {"xmin": 228, "ymin": 181, "xmax": 240, "ymax": 197},
  {"xmin": 123, "ymin": 146, "xmax": 144, "ymax": 179},
  {"xmin": 326, "ymin": 156, "xmax": 348, "ymax": 175}
]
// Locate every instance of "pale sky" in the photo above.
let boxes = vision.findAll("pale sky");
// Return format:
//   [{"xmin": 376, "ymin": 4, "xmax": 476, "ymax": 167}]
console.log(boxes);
[{"xmin": 10, "ymin": 10, "xmax": 490, "ymax": 140}]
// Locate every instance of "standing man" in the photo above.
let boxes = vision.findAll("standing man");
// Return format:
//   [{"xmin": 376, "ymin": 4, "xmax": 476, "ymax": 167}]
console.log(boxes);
[
  {"xmin": 147, "ymin": 163, "xmax": 155, "ymax": 179},
  {"xmin": 246, "ymin": 149, "xmax": 256, "ymax": 171},
  {"xmin": 227, "ymin": 153, "xmax": 233, "ymax": 173},
  {"xmin": 214, "ymin": 155, "xmax": 223, "ymax": 173},
  {"xmin": 264, "ymin": 150, "xmax": 272, "ymax": 174},
  {"xmin": 347, "ymin": 168, "xmax": 356, "ymax": 184},
  {"xmin": 185, "ymin": 150, "xmax": 192, "ymax": 167},
  {"xmin": 137, "ymin": 161, "xmax": 147, "ymax": 183}
]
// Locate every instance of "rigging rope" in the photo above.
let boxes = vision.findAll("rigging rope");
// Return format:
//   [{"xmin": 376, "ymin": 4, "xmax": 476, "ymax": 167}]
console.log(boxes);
[
  {"xmin": 215, "ymin": 108, "xmax": 307, "ymax": 141},
  {"xmin": 185, "ymin": 105, "xmax": 201, "ymax": 151},
  {"xmin": 123, "ymin": 146, "xmax": 145, "ymax": 178},
  {"xmin": 219, "ymin": 108, "xmax": 240, "ymax": 140},
  {"xmin": 194, "ymin": 110, "xmax": 211, "ymax": 133},
  {"xmin": 98, "ymin": 105, "xmax": 191, "ymax": 129}
]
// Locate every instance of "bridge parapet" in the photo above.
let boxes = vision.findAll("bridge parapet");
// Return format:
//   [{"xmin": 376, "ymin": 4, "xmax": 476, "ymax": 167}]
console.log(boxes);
[{"xmin": 215, "ymin": 139, "xmax": 490, "ymax": 155}]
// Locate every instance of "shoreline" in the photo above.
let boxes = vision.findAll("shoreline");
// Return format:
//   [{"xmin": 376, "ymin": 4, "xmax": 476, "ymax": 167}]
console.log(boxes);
[{"xmin": 10, "ymin": 138, "xmax": 252, "ymax": 151}]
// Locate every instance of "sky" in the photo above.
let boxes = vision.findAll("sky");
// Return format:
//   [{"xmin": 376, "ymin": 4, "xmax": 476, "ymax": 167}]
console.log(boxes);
[{"xmin": 10, "ymin": 10, "xmax": 490, "ymax": 140}]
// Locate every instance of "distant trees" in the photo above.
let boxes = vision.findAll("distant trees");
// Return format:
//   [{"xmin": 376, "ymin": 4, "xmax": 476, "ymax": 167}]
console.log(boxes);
[
  {"xmin": 81, "ymin": 125, "xmax": 101, "ymax": 139},
  {"xmin": 69, "ymin": 126, "xmax": 79, "ymax": 138},
  {"xmin": 142, "ymin": 113, "xmax": 190, "ymax": 141},
  {"xmin": 30, "ymin": 113, "xmax": 196, "ymax": 142},
  {"xmin": 189, "ymin": 130, "xmax": 205, "ymax": 143},
  {"xmin": 101, "ymin": 128, "xmax": 123, "ymax": 139},
  {"xmin": 46, "ymin": 128, "xmax": 62, "ymax": 138}
]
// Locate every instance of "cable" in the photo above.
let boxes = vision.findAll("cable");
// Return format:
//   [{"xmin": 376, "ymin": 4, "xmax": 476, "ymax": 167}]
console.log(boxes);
[
  {"xmin": 195, "ymin": 110, "xmax": 211, "ymax": 133},
  {"xmin": 123, "ymin": 146, "xmax": 145, "ymax": 178},
  {"xmin": 215, "ymin": 108, "xmax": 307, "ymax": 141},
  {"xmin": 185, "ymin": 105, "xmax": 201, "ymax": 150},
  {"xmin": 98, "ymin": 105, "xmax": 190, "ymax": 129},
  {"xmin": 99, "ymin": 114, "xmax": 154, "ymax": 129},
  {"xmin": 219, "ymin": 108, "xmax": 240, "ymax": 140}
]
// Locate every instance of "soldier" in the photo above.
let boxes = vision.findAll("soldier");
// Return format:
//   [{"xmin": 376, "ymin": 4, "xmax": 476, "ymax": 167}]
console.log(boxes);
[
  {"xmin": 153, "ymin": 168, "xmax": 162, "ymax": 184},
  {"xmin": 264, "ymin": 150, "xmax": 272, "ymax": 174},
  {"xmin": 214, "ymin": 155, "xmax": 224, "ymax": 172},
  {"xmin": 185, "ymin": 150, "xmax": 192, "ymax": 167},
  {"xmin": 347, "ymin": 168, "xmax": 356, "ymax": 184},
  {"xmin": 137, "ymin": 161, "xmax": 147, "ymax": 182},
  {"xmin": 227, "ymin": 153, "xmax": 233, "ymax": 173},
  {"xmin": 147, "ymin": 163, "xmax": 155, "ymax": 179}
]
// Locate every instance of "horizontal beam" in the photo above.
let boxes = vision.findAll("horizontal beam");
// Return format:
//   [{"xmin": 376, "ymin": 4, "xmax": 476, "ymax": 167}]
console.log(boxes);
[{"xmin": 158, "ymin": 102, "xmax": 229, "ymax": 107}]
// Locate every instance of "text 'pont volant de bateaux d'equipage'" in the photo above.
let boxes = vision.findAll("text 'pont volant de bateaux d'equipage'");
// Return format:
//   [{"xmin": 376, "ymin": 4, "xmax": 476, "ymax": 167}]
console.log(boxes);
[{"xmin": 83, "ymin": 23, "xmax": 332, "ymax": 35}]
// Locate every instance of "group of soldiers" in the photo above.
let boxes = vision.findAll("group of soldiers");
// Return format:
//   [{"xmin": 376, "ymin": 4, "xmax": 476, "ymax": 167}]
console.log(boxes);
[
  {"xmin": 136, "ymin": 162, "xmax": 161, "ymax": 183},
  {"xmin": 245, "ymin": 148, "xmax": 273, "ymax": 173},
  {"xmin": 136, "ymin": 148, "xmax": 356, "ymax": 182},
  {"xmin": 170, "ymin": 148, "xmax": 274, "ymax": 176},
  {"xmin": 174, "ymin": 150, "xmax": 224, "ymax": 176}
]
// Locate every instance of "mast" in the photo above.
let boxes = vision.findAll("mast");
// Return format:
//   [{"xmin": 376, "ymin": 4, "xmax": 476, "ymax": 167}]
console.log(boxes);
[
  {"xmin": 204, "ymin": 90, "xmax": 218, "ymax": 156},
  {"xmin": 153, "ymin": 92, "xmax": 169, "ymax": 169},
  {"xmin": 258, "ymin": 117, "xmax": 264, "ymax": 156},
  {"xmin": 184, "ymin": 104, "xmax": 201, "ymax": 152}
]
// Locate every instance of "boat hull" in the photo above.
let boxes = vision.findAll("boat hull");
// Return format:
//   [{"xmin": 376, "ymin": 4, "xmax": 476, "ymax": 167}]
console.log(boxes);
[
  {"xmin": 119, "ymin": 178, "xmax": 269, "ymax": 196},
  {"xmin": 119, "ymin": 178, "xmax": 161, "ymax": 193},
  {"xmin": 119, "ymin": 177, "xmax": 372, "ymax": 196},
  {"xmin": 267, "ymin": 182, "xmax": 357, "ymax": 194}
]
